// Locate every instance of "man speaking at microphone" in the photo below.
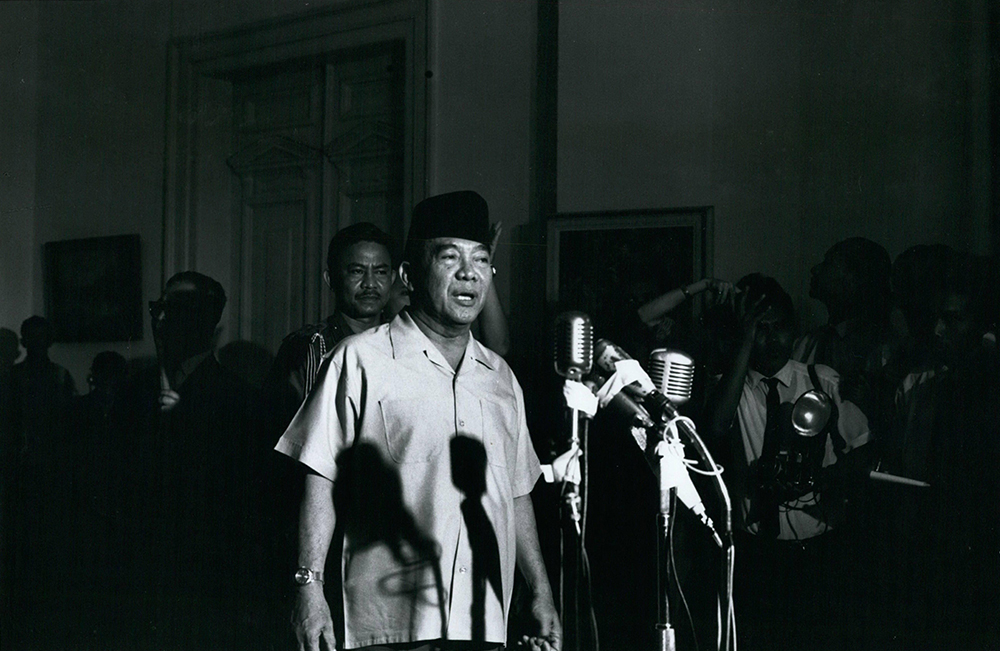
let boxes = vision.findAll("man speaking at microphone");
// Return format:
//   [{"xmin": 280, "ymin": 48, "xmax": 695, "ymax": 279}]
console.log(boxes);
[{"xmin": 276, "ymin": 191, "xmax": 561, "ymax": 651}]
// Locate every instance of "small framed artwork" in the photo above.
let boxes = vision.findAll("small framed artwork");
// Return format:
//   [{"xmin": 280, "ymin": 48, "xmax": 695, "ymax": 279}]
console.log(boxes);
[
  {"xmin": 546, "ymin": 207, "xmax": 713, "ymax": 346},
  {"xmin": 44, "ymin": 234, "xmax": 143, "ymax": 342}
]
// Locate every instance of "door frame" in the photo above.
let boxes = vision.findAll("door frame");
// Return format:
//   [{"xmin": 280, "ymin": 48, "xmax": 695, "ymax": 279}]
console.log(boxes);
[{"xmin": 162, "ymin": 0, "xmax": 428, "ymax": 341}]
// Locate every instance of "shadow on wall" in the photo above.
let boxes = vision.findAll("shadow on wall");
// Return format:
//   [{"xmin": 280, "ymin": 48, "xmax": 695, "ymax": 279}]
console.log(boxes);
[{"xmin": 0, "ymin": 328, "xmax": 20, "ymax": 367}]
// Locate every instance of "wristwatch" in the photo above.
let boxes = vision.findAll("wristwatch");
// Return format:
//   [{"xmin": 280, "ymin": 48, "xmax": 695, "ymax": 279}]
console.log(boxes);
[{"xmin": 294, "ymin": 566, "xmax": 324, "ymax": 586}]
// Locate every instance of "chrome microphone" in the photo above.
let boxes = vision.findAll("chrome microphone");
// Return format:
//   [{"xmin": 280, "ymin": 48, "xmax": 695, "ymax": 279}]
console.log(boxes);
[
  {"xmin": 648, "ymin": 348, "xmax": 695, "ymax": 405},
  {"xmin": 593, "ymin": 338, "xmax": 674, "ymax": 422},
  {"xmin": 553, "ymin": 311, "xmax": 593, "ymax": 381},
  {"xmin": 553, "ymin": 311, "xmax": 593, "ymax": 536},
  {"xmin": 583, "ymin": 372, "xmax": 656, "ymax": 431}
]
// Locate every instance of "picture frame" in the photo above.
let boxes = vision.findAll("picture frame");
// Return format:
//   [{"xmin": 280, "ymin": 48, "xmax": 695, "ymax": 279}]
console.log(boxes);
[
  {"xmin": 43, "ymin": 234, "xmax": 143, "ymax": 343},
  {"xmin": 546, "ymin": 207, "xmax": 713, "ymax": 345}
]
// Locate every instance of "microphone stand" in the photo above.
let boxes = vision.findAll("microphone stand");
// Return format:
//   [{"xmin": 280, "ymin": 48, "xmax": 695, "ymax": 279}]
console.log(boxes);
[
  {"xmin": 654, "ymin": 429, "xmax": 678, "ymax": 651},
  {"xmin": 666, "ymin": 405, "xmax": 735, "ymax": 651},
  {"xmin": 650, "ymin": 403, "xmax": 734, "ymax": 651},
  {"xmin": 560, "ymin": 405, "xmax": 587, "ymax": 651}
]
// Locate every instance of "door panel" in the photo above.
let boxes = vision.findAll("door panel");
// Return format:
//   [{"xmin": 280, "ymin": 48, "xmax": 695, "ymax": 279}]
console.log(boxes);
[
  {"xmin": 249, "ymin": 200, "xmax": 306, "ymax": 355},
  {"xmin": 230, "ymin": 44, "xmax": 404, "ymax": 351}
]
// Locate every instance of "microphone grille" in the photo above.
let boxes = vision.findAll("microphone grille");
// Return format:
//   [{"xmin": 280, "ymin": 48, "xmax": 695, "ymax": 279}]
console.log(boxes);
[
  {"xmin": 553, "ymin": 311, "xmax": 593, "ymax": 380},
  {"xmin": 648, "ymin": 348, "xmax": 695, "ymax": 404}
]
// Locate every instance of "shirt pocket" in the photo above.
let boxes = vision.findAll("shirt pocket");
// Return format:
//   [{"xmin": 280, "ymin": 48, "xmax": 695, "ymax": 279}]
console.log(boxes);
[
  {"xmin": 379, "ymin": 398, "xmax": 448, "ymax": 464},
  {"xmin": 480, "ymin": 397, "xmax": 515, "ymax": 469}
]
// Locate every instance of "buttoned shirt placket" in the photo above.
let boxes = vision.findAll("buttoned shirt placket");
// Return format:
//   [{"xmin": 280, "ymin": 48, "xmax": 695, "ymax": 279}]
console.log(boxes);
[{"xmin": 421, "ymin": 343, "xmax": 479, "ymax": 638}]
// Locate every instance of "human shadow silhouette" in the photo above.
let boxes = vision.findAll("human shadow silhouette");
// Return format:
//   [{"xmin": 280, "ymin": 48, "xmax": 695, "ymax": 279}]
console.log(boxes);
[
  {"xmin": 333, "ymin": 441, "xmax": 448, "ymax": 641},
  {"xmin": 450, "ymin": 434, "xmax": 502, "ymax": 644}
]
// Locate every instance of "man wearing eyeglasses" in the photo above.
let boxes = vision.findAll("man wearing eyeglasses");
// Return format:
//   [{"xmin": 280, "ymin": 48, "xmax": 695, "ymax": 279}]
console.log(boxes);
[
  {"xmin": 147, "ymin": 271, "xmax": 230, "ymax": 407},
  {"xmin": 123, "ymin": 271, "xmax": 262, "ymax": 649}
]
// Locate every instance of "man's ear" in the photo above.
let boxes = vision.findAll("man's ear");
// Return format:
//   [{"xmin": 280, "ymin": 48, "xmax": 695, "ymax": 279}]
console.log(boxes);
[
  {"xmin": 323, "ymin": 269, "xmax": 332, "ymax": 290},
  {"xmin": 398, "ymin": 261, "xmax": 413, "ymax": 291}
]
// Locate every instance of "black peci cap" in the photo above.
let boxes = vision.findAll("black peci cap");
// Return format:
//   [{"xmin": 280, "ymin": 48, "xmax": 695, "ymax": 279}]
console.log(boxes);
[{"xmin": 404, "ymin": 191, "xmax": 490, "ymax": 262}]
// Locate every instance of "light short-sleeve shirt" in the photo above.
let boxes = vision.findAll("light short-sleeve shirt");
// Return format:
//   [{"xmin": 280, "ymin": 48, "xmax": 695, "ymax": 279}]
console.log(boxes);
[
  {"xmin": 275, "ymin": 310, "xmax": 541, "ymax": 648},
  {"xmin": 731, "ymin": 359, "xmax": 870, "ymax": 540}
]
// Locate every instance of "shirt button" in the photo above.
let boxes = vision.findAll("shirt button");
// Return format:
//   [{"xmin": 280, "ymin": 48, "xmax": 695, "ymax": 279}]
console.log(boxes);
[
  {"xmin": 459, "ymin": 566, "xmax": 467, "ymax": 574},
  {"xmin": 458, "ymin": 420, "xmax": 465, "ymax": 427}
]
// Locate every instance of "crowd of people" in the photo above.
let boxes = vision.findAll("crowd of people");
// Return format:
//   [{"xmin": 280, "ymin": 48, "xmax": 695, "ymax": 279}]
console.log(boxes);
[
  {"xmin": 619, "ymin": 238, "xmax": 998, "ymax": 651},
  {"xmin": 0, "ymin": 192, "xmax": 550, "ymax": 651},
  {"xmin": 0, "ymin": 193, "xmax": 997, "ymax": 651}
]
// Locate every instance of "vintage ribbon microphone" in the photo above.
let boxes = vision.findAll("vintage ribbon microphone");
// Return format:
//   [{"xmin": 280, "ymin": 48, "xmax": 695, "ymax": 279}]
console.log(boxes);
[
  {"xmin": 552, "ymin": 311, "xmax": 596, "ymax": 651},
  {"xmin": 553, "ymin": 311, "xmax": 594, "ymax": 534},
  {"xmin": 593, "ymin": 340, "xmax": 733, "ymax": 651}
]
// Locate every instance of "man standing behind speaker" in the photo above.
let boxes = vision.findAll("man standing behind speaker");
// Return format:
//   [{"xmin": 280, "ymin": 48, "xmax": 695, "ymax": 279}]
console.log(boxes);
[
  {"xmin": 276, "ymin": 191, "xmax": 560, "ymax": 651},
  {"xmin": 264, "ymin": 222, "xmax": 397, "ymax": 434}
]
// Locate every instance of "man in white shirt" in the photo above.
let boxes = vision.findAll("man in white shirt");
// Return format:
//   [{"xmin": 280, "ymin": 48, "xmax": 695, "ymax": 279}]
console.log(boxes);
[
  {"xmin": 276, "ymin": 191, "xmax": 560, "ymax": 651},
  {"xmin": 705, "ymin": 273, "xmax": 870, "ymax": 651}
]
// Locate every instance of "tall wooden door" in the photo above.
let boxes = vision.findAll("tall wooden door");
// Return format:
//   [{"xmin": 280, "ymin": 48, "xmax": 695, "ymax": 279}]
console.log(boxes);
[{"xmin": 227, "ymin": 44, "xmax": 404, "ymax": 355}]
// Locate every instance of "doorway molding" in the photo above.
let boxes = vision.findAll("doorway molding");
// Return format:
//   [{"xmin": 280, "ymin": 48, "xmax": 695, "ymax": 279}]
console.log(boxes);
[{"xmin": 162, "ymin": 0, "xmax": 428, "ymax": 340}]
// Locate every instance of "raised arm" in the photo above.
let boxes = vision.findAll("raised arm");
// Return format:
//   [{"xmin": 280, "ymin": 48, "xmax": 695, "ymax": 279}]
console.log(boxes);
[
  {"xmin": 704, "ymin": 292, "xmax": 767, "ymax": 439},
  {"xmin": 637, "ymin": 277, "xmax": 735, "ymax": 327}
]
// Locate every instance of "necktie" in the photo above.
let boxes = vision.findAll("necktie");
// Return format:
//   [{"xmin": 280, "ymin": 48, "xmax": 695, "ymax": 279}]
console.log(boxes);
[{"xmin": 755, "ymin": 377, "xmax": 782, "ymax": 537}]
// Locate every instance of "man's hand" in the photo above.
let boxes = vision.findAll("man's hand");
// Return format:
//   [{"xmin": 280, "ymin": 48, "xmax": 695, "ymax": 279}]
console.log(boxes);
[
  {"xmin": 159, "ymin": 389, "xmax": 181, "ymax": 412},
  {"xmin": 158, "ymin": 366, "xmax": 179, "ymax": 412},
  {"xmin": 706, "ymin": 278, "xmax": 737, "ymax": 307},
  {"xmin": 737, "ymin": 290, "xmax": 771, "ymax": 340},
  {"xmin": 292, "ymin": 583, "xmax": 336, "ymax": 651},
  {"xmin": 518, "ymin": 591, "xmax": 562, "ymax": 651}
]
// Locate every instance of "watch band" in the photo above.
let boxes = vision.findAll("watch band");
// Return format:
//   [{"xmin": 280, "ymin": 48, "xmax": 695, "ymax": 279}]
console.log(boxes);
[{"xmin": 294, "ymin": 566, "xmax": 324, "ymax": 585}]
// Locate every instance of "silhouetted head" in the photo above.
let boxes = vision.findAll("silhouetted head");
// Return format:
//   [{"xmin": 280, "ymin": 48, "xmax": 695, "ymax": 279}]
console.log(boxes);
[
  {"xmin": 932, "ymin": 252, "xmax": 995, "ymax": 364},
  {"xmin": 810, "ymin": 237, "xmax": 891, "ymax": 323},
  {"xmin": 892, "ymin": 244, "xmax": 954, "ymax": 346},
  {"xmin": 150, "ymin": 271, "xmax": 227, "ymax": 362},
  {"xmin": 20, "ymin": 316, "xmax": 54, "ymax": 357},
  {"xmin": 88, "ymin": 350, "xmax": 127, "ymax": 398}
]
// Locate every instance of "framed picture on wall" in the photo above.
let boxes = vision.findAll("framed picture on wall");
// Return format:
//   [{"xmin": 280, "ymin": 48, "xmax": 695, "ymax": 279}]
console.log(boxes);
[
  {"xmin": 44, "ymin": 234, "xmax": 143, "ymax": 343},
  {"xmin": 546, "ymin": 207, "xmax": 713, "ymax": 350}
]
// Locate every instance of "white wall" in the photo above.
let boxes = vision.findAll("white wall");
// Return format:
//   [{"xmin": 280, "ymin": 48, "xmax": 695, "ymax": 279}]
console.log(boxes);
[
  {"xmin": 0, "ymin": 3, "xmax": 40, "ymax": 351},
  {"xmin": 0, "ymin": 0, "xmax": 993, "ymax": 385},
  {"xmin": 427, "ymin": 0, "xmax": 536, "ymax": 313},
  {"xmin": 557, "ymin": 0, "xmax": 992, "ymax": 330}
]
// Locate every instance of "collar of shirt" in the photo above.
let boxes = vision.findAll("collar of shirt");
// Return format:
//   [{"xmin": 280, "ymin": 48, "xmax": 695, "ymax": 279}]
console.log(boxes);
[
  {"xmin": 326, "ymin": 311, "xmax": 355, "ymax": 340},
  {"xmin": 388, "ymin": 310, "xmax": 497, "ymax": 376},
  {"xmin": 746, "ymin": 360, "xmax": 795, "ymax": 391}
]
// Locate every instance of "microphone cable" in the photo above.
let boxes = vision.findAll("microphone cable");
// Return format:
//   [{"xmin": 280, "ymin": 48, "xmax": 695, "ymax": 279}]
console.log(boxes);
[
  {"xmin": 666, "ymin": 487, "xmax": 701, "ymax": 651},
  {"xmin": 579, "ymin": 419, "xmax": 600, "ymax": 651},
  {"xmin": 555, "ymin": 417, "xmax": 601, "ymax": 651}
]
